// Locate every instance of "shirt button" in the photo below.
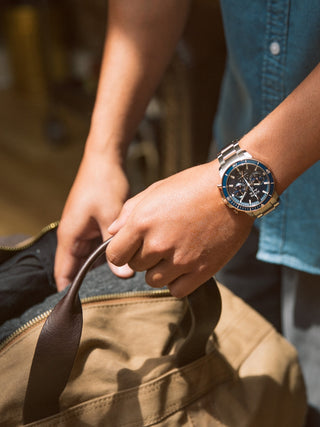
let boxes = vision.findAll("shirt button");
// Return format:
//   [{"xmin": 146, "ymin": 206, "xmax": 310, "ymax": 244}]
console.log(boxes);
[{"xmin": 269, "ymin": 41, "xmax": 281, "ymax": 56}]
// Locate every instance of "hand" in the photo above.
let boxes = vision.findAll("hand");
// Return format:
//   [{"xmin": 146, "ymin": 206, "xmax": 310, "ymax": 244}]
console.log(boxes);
[
  {"xmin": 54, "ymin": 149, "xmax": 134, "ymax": 291},
  {"xmin": 106, "ymin": 160, "xmax": 255, "ymax": 297}
]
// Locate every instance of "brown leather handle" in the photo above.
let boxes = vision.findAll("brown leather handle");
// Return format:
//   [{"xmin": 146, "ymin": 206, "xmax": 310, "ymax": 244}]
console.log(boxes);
[{"xmin": 23, "ymin": 238, "xmax": 221, "ymax": 424}]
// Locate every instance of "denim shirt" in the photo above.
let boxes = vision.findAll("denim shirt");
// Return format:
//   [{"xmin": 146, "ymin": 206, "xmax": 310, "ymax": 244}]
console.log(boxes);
[{"xmin": 214, "ymin": 0, "xmax": 320, "ymax": 274}]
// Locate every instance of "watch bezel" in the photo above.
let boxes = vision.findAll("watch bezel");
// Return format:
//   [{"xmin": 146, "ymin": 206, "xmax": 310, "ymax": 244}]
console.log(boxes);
[{"xmin": 221, "ymin": 159, "xmax": 276, "ymax": 214}]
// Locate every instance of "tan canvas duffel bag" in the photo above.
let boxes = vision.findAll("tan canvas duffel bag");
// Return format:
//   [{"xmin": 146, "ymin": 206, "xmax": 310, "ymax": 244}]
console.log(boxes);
[{"xmin": 0, "ymin": 234, "xmax": 306, "ymax": 426}]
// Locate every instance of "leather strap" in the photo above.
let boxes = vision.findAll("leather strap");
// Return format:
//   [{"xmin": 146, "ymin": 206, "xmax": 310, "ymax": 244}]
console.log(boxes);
[{"xmin": 23, "ymin": 238, "xmax": 221, "ymax": 423}]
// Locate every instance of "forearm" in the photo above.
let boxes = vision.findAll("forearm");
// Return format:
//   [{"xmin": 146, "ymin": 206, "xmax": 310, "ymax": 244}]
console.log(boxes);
[
  {"xmin": 240, "ymin": 63, "xmax": 320, "ymax": 194},
  {"xmin": 86, "ymin": 0, "xmax": 191, "ymax": 161}
]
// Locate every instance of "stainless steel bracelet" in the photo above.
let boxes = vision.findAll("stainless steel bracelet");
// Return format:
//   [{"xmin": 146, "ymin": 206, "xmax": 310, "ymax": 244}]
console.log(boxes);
[
  {"xmin": 217, "ymin": 141, "xmax": 252, "ymax": 177},
  {"xmin": 252, "ymin": 194, "xmax": 280, "ymax": 218}
]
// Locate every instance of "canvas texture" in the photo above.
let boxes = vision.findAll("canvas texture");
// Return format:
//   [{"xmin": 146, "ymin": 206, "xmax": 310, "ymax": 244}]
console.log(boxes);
[
  {"xmin": 0, "ymin": 284, "xmax": 307, "ymax": 426},
  {"xmin": 0, "ymin": 228, "xmax": 307, "ymax": 426}
]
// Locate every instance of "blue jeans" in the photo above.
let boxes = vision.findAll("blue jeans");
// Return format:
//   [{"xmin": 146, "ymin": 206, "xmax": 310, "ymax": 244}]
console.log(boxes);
[{"xmin": 216, "ymin": 227, "xmax": 320, "ymax": 427}]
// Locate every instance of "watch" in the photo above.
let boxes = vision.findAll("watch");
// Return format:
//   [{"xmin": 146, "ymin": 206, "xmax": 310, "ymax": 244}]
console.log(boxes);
[{"xmin": 217, "ymin": 141, "xmax": 280, "ymax": 218}]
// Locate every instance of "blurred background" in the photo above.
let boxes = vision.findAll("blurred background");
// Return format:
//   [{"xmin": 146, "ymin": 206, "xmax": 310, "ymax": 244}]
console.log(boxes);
[{"xmin": 0, "ymin": 0, "xmax": 225, "ymax": 238}]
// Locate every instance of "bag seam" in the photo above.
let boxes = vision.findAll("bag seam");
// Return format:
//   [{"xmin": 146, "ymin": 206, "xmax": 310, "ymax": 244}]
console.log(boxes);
[{"xmin": 26, "ymin": 351, "xmax": 233, "ymax": 426}]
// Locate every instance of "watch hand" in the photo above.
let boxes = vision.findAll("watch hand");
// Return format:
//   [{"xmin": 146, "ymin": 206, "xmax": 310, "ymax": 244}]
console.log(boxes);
[
  {"xmin": 243, "ymin": 178, "xmax": 260, "ymax": 201},
  {"xmin": 243, "ymin": 177, "xmax": 254, "ymax": 191},
  {"xmin": 240, "ymin": 192, "xmax": 247, "ymax": 203}
]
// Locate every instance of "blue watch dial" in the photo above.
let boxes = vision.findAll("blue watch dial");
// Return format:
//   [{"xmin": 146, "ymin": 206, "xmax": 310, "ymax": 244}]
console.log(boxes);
[{"xmin": 221, "ymin": 160, "xmax": 275, "ymax": 213}]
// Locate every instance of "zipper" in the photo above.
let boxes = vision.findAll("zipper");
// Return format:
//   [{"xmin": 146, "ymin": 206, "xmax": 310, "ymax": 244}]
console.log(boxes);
[
  {"xmin": 0, "ymin": 288, "xmax": 171, "ymax": 353},
  {"xmin": 80, "ymin": 288, "xmax": 170, "ymax": 304},
  {"xmin": 0, "ymin": 309, "xmax": 53, "ymax": 352},
  {"xmin": 0, "ymin": 221, "xmax": 59, "ymax": 253}
]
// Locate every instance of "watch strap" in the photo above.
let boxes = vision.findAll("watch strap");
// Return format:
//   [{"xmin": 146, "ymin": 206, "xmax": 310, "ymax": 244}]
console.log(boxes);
[
  {"xmin": 249, "ymin": 193, "xmax": 279, "ymax": 218},
  {"xmin": 218, "ymin": 141, "xmax": 251, "ymax": 177}
]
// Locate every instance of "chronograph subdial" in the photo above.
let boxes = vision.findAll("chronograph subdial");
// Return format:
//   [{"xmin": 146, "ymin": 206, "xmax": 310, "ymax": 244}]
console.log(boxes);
[{"xmin": 231, "ymin": 182, "xmax": 247, "ymax": 200}]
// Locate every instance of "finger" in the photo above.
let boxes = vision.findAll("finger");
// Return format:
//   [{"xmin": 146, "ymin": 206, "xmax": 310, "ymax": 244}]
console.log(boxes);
[
  {"xmin": 144, "ymin": 259, "xmax": 186, "ymax": 288},
  {"xmin": 108, "ymin": 198, "xmax": 138, "ymax": 235},
  {"xmin": 108, "ymin": 214, "xmax": 127, "ymax": 235},
  {"xmin": 100, "ymin": 228, "xmax": 135, "ymax": 278},
  {"xmin": 127, "ymin": 244, "xmax": 163, "ymax": 272},
  {"xmin": 167, "ymin": 271, "xmax": 211, "ymax": 298},
  {"xmin": 109, "ymin": 263, "xmax": 136, "ymax": 278},
  {"xmin": 54, "ymin": 217, "xmax": 101, "ymax": 291},
  {"xmin": 54, "ymin": 234, "xmax": 100, "ymax": 291},
  {"xmin": 106, "ymin": 226, "xmax": 142, "ymax": 267},
  {"xmin": 108, "ymin": 189, "xmax": 150, "ymax": 235}
]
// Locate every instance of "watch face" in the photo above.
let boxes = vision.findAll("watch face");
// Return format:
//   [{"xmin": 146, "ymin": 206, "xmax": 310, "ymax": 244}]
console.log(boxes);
[{"xmin": 221, "ymin": 159, "xmax": 275, "ymax": 213}]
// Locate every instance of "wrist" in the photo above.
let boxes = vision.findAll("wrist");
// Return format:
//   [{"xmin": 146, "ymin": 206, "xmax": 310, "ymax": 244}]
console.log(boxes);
[{"xmin": 84, "ymin": 126, "xmax": 128, "ymax": 165}]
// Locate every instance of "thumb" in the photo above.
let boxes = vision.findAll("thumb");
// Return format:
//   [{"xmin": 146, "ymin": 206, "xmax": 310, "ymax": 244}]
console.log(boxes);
[
  {"xmin": 107, "ymin": 218, "xmax": 121, "ymax": 235},
  {"xmin": 107, "ymin": 203, "xmax": 132, "ymax": 235},
  {"xmin": 108, "ymin": 190, "xmax": 146, "ymax": 235}
]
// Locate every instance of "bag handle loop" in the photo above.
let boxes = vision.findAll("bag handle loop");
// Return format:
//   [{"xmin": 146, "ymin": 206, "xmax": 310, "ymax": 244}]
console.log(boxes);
[{"xmin": 23, "ymin": 238, "xmax": 221, "ymax": 424}]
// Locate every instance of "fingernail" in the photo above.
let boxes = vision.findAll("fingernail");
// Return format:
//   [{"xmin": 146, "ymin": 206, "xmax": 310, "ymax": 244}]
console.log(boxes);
[
  {"xmin": 112, "ymin": 264, "xmax": 135, "ymax": 278},
  {"xmin": 108, "ymin": 219, "xmax": 118, "ymax": 234}
]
